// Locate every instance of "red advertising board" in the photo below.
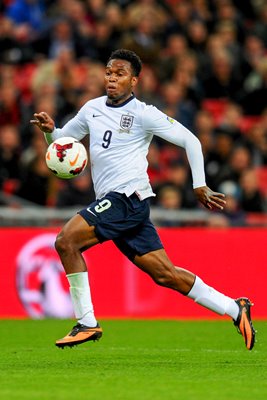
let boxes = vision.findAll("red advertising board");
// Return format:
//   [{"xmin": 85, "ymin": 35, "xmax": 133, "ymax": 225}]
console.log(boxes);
[{"xmin": 0, "ymin": 227, "xmax": 265, "ymax": 319}]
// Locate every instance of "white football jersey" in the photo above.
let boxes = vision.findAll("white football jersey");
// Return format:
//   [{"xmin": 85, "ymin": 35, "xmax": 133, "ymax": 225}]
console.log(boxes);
[{"xmin": 50, "ymin": 95, "xmax": 206, "ymax": 200}]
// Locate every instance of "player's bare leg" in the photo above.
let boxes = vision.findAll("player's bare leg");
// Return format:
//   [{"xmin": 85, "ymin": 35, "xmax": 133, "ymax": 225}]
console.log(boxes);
[
  {"xmin": 54, "ymin": 214, "xmax": 102, "ymax": 348},
  {"xmin": 55, "ymin": 214, "xmax": 99, "ymax": 274},
  {"xmin": 134, "ymin": 248, "xmax": 195, "ymax": 294},
  {"xmin": 134, "ymin": 249, "xmax": 256, "ymax": 350}
]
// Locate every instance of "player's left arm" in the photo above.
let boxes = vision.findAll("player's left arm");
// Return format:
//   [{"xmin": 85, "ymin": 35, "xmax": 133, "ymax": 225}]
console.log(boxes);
[
  {"xmin": 142, "ymin": 107, "xmax": 226, "ymax": 210},
  {"xmin": 193, "ymin": 186, "xmax": 226, "ymax": 210}
]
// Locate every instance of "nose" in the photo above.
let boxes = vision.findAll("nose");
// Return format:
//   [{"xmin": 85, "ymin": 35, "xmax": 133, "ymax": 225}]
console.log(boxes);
[{"xmin": 108, "ymin": 73, "xmax": 117, "ymax": 82}]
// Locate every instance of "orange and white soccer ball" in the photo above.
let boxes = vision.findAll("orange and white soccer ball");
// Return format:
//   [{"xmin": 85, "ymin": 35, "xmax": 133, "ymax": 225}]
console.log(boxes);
[{"xmin": 45, "ymin": 137, "xmax": 88, "ymax": 179}]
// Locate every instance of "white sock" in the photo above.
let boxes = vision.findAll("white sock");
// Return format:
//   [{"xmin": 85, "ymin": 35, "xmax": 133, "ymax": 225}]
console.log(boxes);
[
  {"xmin": 67, "ymin": 272, "xmax": 97, "ymax": 327},
  {"xmin": 187, "ymin": 276, "xmax": 239, "ymax": 320}
]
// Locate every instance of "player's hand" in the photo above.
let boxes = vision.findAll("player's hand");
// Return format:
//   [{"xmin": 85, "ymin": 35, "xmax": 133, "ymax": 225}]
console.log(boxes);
[
  {"xmin": 30, "ymin": 112, "xmax": 55, "ymax": 133},
  {"xmin": 194, "ymin": 186, "xmax": 226, "ymax": 210}
]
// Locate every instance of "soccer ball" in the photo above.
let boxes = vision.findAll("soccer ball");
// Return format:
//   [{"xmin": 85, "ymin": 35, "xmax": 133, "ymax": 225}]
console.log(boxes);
[{"xmin": 45, "ymin": 137, "xmax": 88, "ymax": 179}]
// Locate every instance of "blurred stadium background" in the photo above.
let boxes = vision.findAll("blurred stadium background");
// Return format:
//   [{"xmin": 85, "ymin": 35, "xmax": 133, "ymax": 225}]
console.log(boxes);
[{"xmin": 0, "ymin": 0, "xmax": 267, "ymax": 320}]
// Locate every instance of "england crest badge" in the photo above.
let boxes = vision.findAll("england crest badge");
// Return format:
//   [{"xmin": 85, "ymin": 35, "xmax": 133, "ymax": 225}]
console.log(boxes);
[{"xmin": 120, "ymin": 114, "xmax": 134, "ymax": 132}]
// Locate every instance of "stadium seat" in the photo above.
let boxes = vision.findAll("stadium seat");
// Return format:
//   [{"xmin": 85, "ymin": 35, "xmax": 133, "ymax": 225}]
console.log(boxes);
[
  {"xmin": 202, "ymin": 99, "xmax": 228, "ymax": 125},
  {"xmin": 240, "ymin": 116, "xmax": 262, "ymax": 134},
  {"xmin": 14, "ymin": 63, "xmax": 37, "ymax": 102},
  {"xmin": 255, "ymin": 167, "xmax": 267, "ymax": 196},
  {"xmin": 245, "ymin": 212, "xmax": 267, "ymax": 227}
]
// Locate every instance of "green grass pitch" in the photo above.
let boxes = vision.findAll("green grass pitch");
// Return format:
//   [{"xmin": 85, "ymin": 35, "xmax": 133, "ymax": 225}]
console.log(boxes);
[{"xmin": 0, "ymin": 319, "xmax": 266, "ymax": 400}]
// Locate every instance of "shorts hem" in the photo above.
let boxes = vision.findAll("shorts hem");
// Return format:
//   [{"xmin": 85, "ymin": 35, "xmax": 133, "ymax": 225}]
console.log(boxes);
[
  {"xmin": 77, "ymin": 210, "xmax": 105, "ymax": 243},
  {"xmin": 136, "ymin": 244, "xmax": 164, "ymax": 257}
]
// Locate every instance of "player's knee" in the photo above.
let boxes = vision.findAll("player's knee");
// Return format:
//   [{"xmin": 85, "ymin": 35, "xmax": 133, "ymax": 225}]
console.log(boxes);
[
  {"xmin": 55, "ymin": 232, "xmax": 71, "ymax": 255},
  {"xmin": 153, "ymin": 269, "xmax": 176, "ymax": 288}
]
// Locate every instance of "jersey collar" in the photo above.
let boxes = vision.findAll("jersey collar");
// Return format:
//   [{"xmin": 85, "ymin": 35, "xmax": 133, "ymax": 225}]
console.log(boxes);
[{"xmin": 106, "ymin": 93, "xmax": 135, "ymax": 108}]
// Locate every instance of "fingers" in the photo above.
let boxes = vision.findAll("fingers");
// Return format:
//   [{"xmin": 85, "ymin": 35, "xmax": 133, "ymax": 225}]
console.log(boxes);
[
  {"xmin": 30, "ymin": 119, "xmax": 41, "ymax": 128},
  {"xmin": 205, "ymin": 201, "xmax": 213, "ymax": 210},
  {"xmin": 206, "ymin": 195, "xmax": 226, "ymax": 210},
  {"xmin": 204, "ymin": 188, "xmax": 226, "ymax": 210},
  {"xmin": 209, "ymin": 191, "xmax": 226, "ymax": 199},
  {"xmin": 30, "ymin": 112, "xmax": 53, "ymax": 133},
  {"xmin": 30, "ymin": 112, "xmax": 47, "ymax": 124},
  {"xmin": 195, "ymin": 187, "xmax": 227, "ymax": 211}
]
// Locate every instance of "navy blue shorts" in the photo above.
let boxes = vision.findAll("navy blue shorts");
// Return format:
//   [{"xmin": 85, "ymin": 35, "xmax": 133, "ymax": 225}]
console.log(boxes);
[{"xmin": 78, "ymin": 192, "xmax": 163, "ymax": 261}]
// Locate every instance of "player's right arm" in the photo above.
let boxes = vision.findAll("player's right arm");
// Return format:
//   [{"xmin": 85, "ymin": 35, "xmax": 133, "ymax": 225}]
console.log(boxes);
[
  {"xmin": 30, "ymin": 112, "xmax": 55, "ymax": 143},
  {"xmin": 30, "ymin": 106, "xmax": 90, "ymax": 144}
]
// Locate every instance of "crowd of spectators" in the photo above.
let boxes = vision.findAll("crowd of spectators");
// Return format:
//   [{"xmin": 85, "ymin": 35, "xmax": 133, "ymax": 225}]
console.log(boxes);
[{"xmin": 1, "ymin": 0, "xmax": 267, "ymax": 227}]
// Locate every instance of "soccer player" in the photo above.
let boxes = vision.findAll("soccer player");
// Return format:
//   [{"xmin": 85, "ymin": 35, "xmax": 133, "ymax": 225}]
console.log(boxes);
[{"xmin": 31, "ymin": 49, "xmax": 256, "ymax": 350}]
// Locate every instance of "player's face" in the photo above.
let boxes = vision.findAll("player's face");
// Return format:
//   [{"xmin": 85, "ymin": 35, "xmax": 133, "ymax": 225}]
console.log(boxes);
[{"xmin": 105, "ymin": 59, "xmax": 138, "ymax": 105}]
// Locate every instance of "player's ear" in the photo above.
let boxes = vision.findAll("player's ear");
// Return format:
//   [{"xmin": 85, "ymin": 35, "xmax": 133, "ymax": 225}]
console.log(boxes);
[{"xmin": 131, "ymin": 76, "xmax": 138, "ymax": 88}]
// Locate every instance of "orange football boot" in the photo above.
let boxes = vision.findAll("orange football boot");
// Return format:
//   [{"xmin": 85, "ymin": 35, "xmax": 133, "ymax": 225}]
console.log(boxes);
[
  {"xmin": 233, "ymin": 298, "xmax": 256, "ymax": 350},
  {"xmin": 56, "ymin": 323, "xmax": 103, "ymax": 348}
]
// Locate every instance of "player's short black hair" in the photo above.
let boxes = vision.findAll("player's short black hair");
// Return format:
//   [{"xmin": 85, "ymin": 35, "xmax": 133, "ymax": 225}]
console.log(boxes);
[{"xmin": 108, "ymin": 49, "xmax": 142, "ymax": 77}]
